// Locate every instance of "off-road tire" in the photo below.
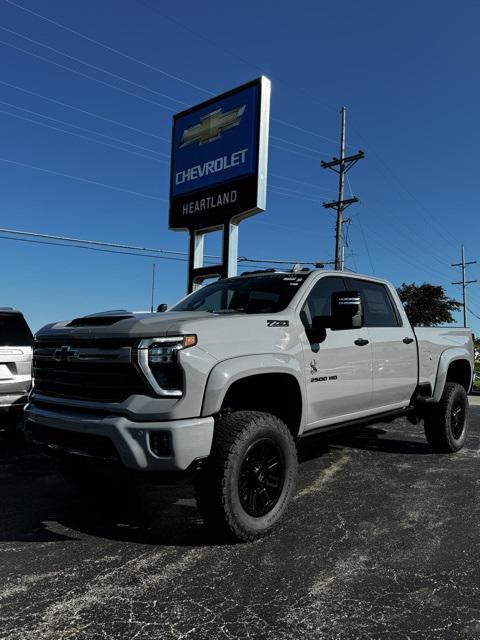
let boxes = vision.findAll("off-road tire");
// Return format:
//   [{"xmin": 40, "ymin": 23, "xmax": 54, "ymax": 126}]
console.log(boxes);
[
  {"xmin": 195, "ymin": 411, "xmax": 297, "ymax": 542},
  {"xmin": 424, "ymin": 382, "xmax": 469, "ymax": 453}
]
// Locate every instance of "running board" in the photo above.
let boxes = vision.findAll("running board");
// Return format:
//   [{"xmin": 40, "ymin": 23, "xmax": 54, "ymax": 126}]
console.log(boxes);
[{"xmin": 299, "ymin": 408, "xmax": 414, "ymax": 440}]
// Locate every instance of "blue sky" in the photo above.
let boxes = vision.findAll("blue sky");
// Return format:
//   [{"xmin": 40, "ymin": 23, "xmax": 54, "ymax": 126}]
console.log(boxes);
[{"xmin": 1, "ymin": 0, "xmax": 479, "ymax": 333}]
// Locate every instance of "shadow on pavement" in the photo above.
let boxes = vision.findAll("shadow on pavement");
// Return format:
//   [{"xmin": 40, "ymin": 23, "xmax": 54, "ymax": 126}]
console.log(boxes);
[
  {"xmin": 0, "ymin": 417, "xmax": 454, "ymax": 547},
  {"xmin": 298, "ymin": 423, "xmax": 434, "ymax": 458},
  {"xmin": 0, "ymin": 435, "xmax": 228, "ymax": 548}
]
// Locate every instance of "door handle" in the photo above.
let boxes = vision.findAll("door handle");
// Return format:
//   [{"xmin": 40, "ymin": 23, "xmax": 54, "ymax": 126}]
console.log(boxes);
[
  {"xmin": 354, "ymin": 338, "xmax": 369, "ymax": 346},
  {"xmin": 403, "ymin": 337, "xmax": 414, "ymax": 344}
]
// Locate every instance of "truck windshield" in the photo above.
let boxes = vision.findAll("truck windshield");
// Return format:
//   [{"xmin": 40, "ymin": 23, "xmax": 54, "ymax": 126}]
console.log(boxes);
[
  {"xmin": 171, "ymin": 273, "xmax": 309, "ymax": 314},
  {"xmin": 0, "ymin": 313, "xmax": 33, "ymax": 346}
]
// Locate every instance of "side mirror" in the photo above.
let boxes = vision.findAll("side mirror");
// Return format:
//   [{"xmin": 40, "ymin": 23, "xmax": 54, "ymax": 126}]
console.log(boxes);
[
  {"xmin": 331, "ymin": 291, "xmax": 363, "ymax": 329},
  {"xmin": 156, "ymin": 304, "xmax": 168, "ymax": 312}
]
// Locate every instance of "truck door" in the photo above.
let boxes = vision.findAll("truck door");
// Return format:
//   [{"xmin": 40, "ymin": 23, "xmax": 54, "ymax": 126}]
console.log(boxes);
[
  {"xmin": 347, "ymin": 278, "xmax": 417, "ymax": 409},
  {"xmin": 299, "ymin": 275, "xmax": 373, "ymax": 429}
]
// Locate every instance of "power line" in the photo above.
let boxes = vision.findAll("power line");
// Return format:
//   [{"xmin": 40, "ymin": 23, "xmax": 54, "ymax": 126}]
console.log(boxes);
[
  {"xmin": 0, "ymin": 234, "xmax": 189, "ymax": 261},
  {"xmin": 0, "ymin": 156, "xmax": 165, "ymax": 201},
  {"xmin": 0, "ymin": 98, "xmax": 169, "ymax": 158},
  {"xmin": 0, "ymin": 107, "xmax": 167, "ymax": 164},
  {"xmin": 270, "ymin": 142, "xmax": 321, "ymax": 162},
  {"xmin": 5, "ymin": 0, "xmax": 214, "ymax": 96},
  {"xmin": 6, "ymin": 0, "xmax": 349, "ymax": 151},
  {"xmin": 269, "ymin": 172, "xmax": 330, "ymax": 192},
  {"xmin": 467, "ymin": 307, "xmax": 480, "ymax": 322},
  {"xmin": 0, "ymin": 79, "xmax": 170, "ymax": 142},
  {"xmin": 0, "ymin": 227, "xmax": 330, "ymax": 268},
  {"xmin": 0, "ymin": 39, "xmax": 179, "ymax": 113},
  {"xmin": 0, "ymin": 227, "xmax": 197, "ymax": 256},
  {"xmin": 134, "ymin": 0, "xmax": 347, "ymax": 125},
  {"xmin": 0, "ymin": 25, "xmax": 190, "ymax": 107},
  {"xmin": 270, "ymin": 135, "xmax": 334, "ymax": 156},
  {"xmin": 348, "ymin": 115, "xmax": 462, "ymax": 252},
  {"xmin": 268, "ymin": 186, "xmax": 322, "ymax": 205},
  {"xmin": 0, "ymin": 42, "xmax": 334, "ymax": 166}
]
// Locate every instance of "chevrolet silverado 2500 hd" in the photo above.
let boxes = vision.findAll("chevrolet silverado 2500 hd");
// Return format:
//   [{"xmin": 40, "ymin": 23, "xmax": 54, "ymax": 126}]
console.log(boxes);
[{"xmin": 25, "ymin": 270, "xmax": 474, "ymax": 541}]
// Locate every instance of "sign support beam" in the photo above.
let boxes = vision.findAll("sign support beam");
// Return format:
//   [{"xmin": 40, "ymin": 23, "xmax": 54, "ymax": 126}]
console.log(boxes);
[{"xmin": 187, "ymin": 221, "xmax": 239, "ymax": 292}]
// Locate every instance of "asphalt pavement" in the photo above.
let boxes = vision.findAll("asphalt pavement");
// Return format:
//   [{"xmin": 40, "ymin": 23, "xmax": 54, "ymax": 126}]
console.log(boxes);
[{"xmin": 2, "ymin": 400, "xmax": 480, "ymax": 640}]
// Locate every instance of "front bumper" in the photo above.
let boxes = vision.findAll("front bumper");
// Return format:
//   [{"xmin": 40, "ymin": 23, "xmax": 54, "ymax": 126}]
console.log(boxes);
[
  {"xmin": 24, "ymin": 403, "xmax": 214, "ymax": 472},
  {"xmin": 0, "ymin": 392, "xmax": 28, "ymax": 408}
]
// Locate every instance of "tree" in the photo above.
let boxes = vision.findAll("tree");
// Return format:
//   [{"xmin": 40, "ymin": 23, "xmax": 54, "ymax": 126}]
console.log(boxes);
[{"xmin": 397, "ymin": 282, "xmax": 461, "ymax": 327}]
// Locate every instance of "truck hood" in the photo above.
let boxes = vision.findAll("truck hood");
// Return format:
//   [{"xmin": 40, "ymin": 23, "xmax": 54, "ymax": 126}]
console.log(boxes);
[
  {"xmin": 37, "ymin": 311, "xmax": 227, "ymax": 339},
  {"xmin": 35, "ymin": 309, "xmax": 299, "ymax": 359}
]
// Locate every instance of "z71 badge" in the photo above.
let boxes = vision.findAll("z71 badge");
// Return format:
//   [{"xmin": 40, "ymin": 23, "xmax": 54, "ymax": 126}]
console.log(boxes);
[{"xmin": 267, "ymin": 320, "xmax": 289, "ymax": 327}]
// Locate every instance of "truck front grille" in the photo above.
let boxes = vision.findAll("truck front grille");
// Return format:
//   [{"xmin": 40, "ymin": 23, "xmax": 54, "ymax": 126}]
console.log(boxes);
[{"xmin": 33, "ymin": 338, "xmax": 151, "ymax": 403}]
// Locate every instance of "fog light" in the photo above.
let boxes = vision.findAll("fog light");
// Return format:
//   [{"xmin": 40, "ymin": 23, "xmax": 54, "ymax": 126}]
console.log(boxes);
[{"xmin": 149, "ymin": 431, "xmax": 171, "ymax": 457}]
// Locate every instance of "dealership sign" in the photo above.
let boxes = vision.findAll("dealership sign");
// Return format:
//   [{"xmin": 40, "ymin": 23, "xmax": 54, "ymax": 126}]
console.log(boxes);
[{"xmin": 169, "ymin": 77, "xmax": 271, "ymax": 231}]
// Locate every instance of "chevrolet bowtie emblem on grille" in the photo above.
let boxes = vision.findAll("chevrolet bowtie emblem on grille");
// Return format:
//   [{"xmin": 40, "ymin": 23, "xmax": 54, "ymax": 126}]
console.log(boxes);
[
  {"xmin": 180, "ymin": 105, "xmax": 246, "ymax": 148},
  {"xmin": 53, "ymin": 345, "xmax": 79, "ymax": 362}
]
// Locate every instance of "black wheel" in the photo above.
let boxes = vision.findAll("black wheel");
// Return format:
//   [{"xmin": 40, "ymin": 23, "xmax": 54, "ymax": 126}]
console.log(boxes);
[
  {"xmin": 424, "ymin": 382, "xmax": 469, "ymax": 453},
  {"xmin": 195, "ymin": 411, "xmax": 297, "ymax": 542}
]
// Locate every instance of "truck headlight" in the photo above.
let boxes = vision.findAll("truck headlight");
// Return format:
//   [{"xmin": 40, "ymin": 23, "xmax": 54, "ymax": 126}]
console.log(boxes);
[
  {"xmin": 137, "ymin": 336, "xmax": 196, "ymax": 397},
  {"xmin": 148, "ymin": 335, "xmax": 196, "ymax": 363}
]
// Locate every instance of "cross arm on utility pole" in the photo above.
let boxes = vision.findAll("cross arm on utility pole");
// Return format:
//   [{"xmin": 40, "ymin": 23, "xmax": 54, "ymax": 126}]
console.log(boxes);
[
  {"xmin": 321, "ymin": 150, "xmax": 365, "ymax": 173},
  {"xmin": 451, "ymin": 262, "xmax": 477, "ymax": 267},
  {"xmin": 452, "ymin": 280, "xmax": 478, "ymax": 286},
  {"xmin": 323, "ymin": 196, "xmax": 359, "ymax": 210}
]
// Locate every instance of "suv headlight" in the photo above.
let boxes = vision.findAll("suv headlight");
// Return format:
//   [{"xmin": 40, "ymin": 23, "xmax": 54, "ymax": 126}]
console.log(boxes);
[{"xmin": 137, "ymin": 336, "xmax": 196, "ymax": 397}]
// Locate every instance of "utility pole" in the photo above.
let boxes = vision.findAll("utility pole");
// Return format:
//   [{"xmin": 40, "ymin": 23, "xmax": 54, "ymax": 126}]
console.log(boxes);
[
  {"xmin": 451, "ymin": 245, "xmax": 477, "ymax": 328},
  {"xmin": 321, "ymin": 107, "xmax": 364, "ymax": 270}
]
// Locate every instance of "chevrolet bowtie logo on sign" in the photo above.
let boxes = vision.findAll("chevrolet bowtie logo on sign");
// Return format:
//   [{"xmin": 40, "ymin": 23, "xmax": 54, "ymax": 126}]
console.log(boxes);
[
  {"xmin": 180, "ymin": 105, "xmax": 246, "ymax": 148},
  {"xmin": 169, "ymin": 77, "xmax": 271, "ymax": 231}
]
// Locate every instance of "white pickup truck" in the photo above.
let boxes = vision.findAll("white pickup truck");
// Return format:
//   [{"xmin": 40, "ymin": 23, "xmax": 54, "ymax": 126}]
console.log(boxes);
[{"xmin": 26, "ymin": 270, "xmax": 474, "ymax": 541}]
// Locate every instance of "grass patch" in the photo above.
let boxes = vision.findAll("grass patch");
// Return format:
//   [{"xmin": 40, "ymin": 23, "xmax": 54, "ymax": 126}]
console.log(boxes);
[{"xmin": 474, "ymin": 362, "xmax": 480, "ymax": 390}]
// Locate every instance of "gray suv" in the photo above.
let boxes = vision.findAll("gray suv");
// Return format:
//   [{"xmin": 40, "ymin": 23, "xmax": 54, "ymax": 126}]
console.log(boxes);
[{"xmin": 0, "ymin": 309, "xmax": 33, "ymax": 430}]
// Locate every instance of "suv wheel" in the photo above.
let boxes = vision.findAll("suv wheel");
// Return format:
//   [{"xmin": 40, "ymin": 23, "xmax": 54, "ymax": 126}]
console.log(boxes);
[
  {"xmin": 424, "ymin": 382, "xmax": 469, "ymax": 453},
  {"xmin": 195, "ymin": 411, "xmax": 297, "ymax": 542}
]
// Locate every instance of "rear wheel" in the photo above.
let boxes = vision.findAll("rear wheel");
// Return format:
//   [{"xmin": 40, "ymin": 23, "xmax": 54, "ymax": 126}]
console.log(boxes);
[
  {"xmin": 195, "ymin": 411, "xmax": 297, "ymax": 542},
  {"xmin": 424, "ymin": 382, "xmax": 469, "ymax": 453}
]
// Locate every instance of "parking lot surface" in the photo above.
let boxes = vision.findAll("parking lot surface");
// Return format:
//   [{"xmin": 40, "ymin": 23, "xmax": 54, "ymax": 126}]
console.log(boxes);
[{"xmin": 1, "ymin": 400, "xmax": 480, "ymax": 640}]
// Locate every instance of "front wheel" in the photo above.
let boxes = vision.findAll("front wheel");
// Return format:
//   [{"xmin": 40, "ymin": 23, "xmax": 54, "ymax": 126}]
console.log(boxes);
[
  {"xmin": 424, "ymin": 382, "xmax": 469, "ymax": 453},
  {"xmin": 195, "ymin": 411, "xmax": 297, "ymax": 542}
]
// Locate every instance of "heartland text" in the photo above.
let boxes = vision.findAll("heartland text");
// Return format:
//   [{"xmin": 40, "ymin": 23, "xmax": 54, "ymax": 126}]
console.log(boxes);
[{"xmin": 182, "ymin": 190, "xmax": 237, "ymax": 216}]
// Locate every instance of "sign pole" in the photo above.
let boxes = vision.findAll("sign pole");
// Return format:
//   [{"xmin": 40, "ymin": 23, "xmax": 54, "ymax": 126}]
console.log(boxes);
[{"xmin": 223, "ymin": 222, "xmax": 239, "ymax": 279}]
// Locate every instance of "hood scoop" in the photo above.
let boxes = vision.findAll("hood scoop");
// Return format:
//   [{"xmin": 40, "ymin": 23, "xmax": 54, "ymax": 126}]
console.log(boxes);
[{"xmin": 67, "ymin": 310, "xmax": 135, "ymax": 327}]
